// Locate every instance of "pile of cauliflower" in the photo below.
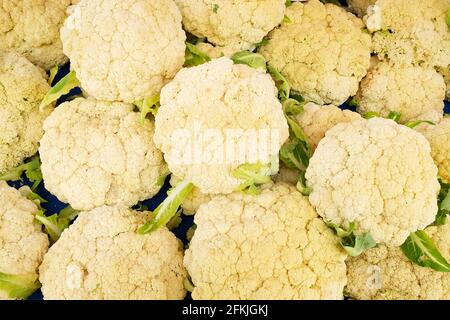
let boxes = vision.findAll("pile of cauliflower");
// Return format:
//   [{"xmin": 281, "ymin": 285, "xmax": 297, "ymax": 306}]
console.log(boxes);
[{"xmin": 0, "ymin": 0, "xmax": 449, "ymax": 301}]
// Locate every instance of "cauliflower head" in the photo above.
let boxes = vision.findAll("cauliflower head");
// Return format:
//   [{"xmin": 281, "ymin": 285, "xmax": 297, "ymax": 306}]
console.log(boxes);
[
  {"xmin": 39, "ymin": 206, "xmax": 186, "ymax": 300},
  {"xmin": 170, "ymin": 175, "xmax": 211, "ymax": 216},
  {"xmin": 0, "ymin": 182, "xmax": 49, "ymax": 299},
  {"xmin": 437, "ymin": 66, "xmax": 450, "ymax": 101},
  {"xmin": 60, "ymin": 0, "xmax": 186, "ymax": 103},
  {"xmin": 347, "ymin": 0, "xmax": 376, "ymax": 17},
  {"xmin": 154, "ymin": 57, "xmax": 289, "ymax": 195},
  {"xmin": 418, "ymin": 118, "xmax": 450, "ymax": 183},
  {"xmin": 0, "ymin": 0, "xmax": 71, "ymax": 70},
  {"xmin": 184, "ymin": 183, "xmax": 348, "ymax": 300},
  {"xmin": 364, "ymin": 0, "xmax": 450, "ymax": 68},
  {"xmin": 296, "ymin": 103, "xmax": 362, "ymax": 150},
  {"xmin": 174, "ymin": 0, "xmax": 285, "ymax": 53},
  {"xmin": 259, "ymin": 0, "xmax": 372, "ymax": 105},
  {"xmin": 39, "ymin": 98, "xmax": 167, "ymax": 211},
  {"xmin": 305, "ymin": 118, "xmax": 440, "ymax": 246},
  {"xmin": 0, "ymin": 50, "xmax": 52, "ymax": 174},
  {"xmin": 356, "ymin": 61, "xmax": 446, "ymax": 123},
  {"xmin": 346, "ymin": 223, "xmax": 449, "ymax": 300}
]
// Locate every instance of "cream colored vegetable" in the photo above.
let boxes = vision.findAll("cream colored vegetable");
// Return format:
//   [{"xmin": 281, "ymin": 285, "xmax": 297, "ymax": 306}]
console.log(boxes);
[
  {"xmin": 175, "ymin": 0, "xmax": 285, "ymax": 55},
  {"xmin": 0, "ymin": 50, "xmax": 52, "ymax": 174},
  {"xmin": 60, "ymin": 0, "xmax": 186, "ymax": 103},
  {"xmin": 39, "ymin": 98, "xmax": 167, "ymax": 211},
  {"xmin": 364, "ymin": 0, "xmax": 450, "ymax": 68},
  {"xmin": 417, "ymin": 118, "xmax": 450, "ymax": 183},
  {"xmin": 260, "ymin": 0, "xmax": 372, "ymax": 105},
  {"xmin": 356, "ymin": 61, "xmax": 446, "ymax": 123},
  {"xmin": 306, "ymin": 118, "xmax": 440, "ymax": 246},
  {"xmin": 0, "ymin": 0, "xmax": 72, "ymax": 70},
  {"xmin": 39, "ymin": 206, "xmax": 186, "ymax": 300},
  {"xmin": 184, "ymin": 183, "xmax": 348, "ymax": 300},
  {"xmin": 0, "ymin": 182, "xmax": 49, "ymax": 300},
  {"xmin": 296, "ymin": 103, "xmax": 362, "ymax": 150},
  {"xmin": 154, "ymin": 57, "xmax": 289, "ymax": 195},
  {"xmin": 346, "ymin": 223, "xmax": 449, "ymax": 300}
]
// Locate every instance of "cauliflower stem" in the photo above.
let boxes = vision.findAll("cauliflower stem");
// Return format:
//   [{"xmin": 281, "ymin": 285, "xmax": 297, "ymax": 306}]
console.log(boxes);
[
  {"xmin": 232, "ymin": 157, "xmax": 279, "ymax": 195},
  {"xmin": 39, "ymin": 71, "xmax": 80, "ymax": 112},
  {"xmin": 0, "ymin": 155, "xmax": 43, "ymax": 190},
  {"xmin": 0, "ymin": 272, "xmax": 41, "ymax": 300},
  {"xmin": 326, "ymin": 221, "xmax": 376, "ymax": 256},
  {"xmin": 231, "ymin": 51, "xmax": 267, "ymax": 71},
  {"xmin": 401, "ymin": 231, "xmax": 450, "ymax": 272},
  {"xmin": 266, "ymin": 63, "xmax": 314, "ymax": 195},
  {"xmin": 434, "ymin": 181, "xmax": 450, "ymax": 226},
  {"xmin": 35, "ymin": 206, "xmax": 78, "ymax": 243},
  {"xmin": 134, "ymin": 93, "xmax": 160, "ymax": 125},
  {"xmin": 139, "ymin": 179, "xmax": 194, "ymax": 234},
  {"xmin": 398, "ymin": 181, "xmax": 450, "ymax": 272},
  {"xmin": 184, "ymin": 42, "xmax": 211, "ymax": 67}
]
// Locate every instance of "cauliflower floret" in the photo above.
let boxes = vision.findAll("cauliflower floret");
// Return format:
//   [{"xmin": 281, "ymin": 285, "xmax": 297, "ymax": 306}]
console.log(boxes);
[
  {"xmin": 356, "ymin": 61, "xmax": 446, "ymax": 123},
  {"xmin": 60, "ymin": 0, "xmax": 186, "ymax": 103},
  {"xmin": 347, "ymin": 0, "xmax": 376, "ymax": 17},
  {"xmin": 0, "ymin": 0, "xmax": 71, "ymax": 70},
  {"xmin": 170, "ymin": 175, "xmax": 211, "ymax": 216},
  {"xmin": 39, "ymin": 206, "xmax": 186, "ymax": 300},
  {"xmin": 259, "ymin": 0, "xmax": 372, "ymax": 105},
  {"xmin": 0, "ymin": 50, "xmax": 52, "ymax": 174},
  {"xmin": 184, "ymin": 183, "xmax": 348, "ymax": 300},
  {"xmin": 305, "ymin": 118, "xmax": 440, "ymax": 246},
  {"xmin": 364, "ymin": 0, "xmax": 450, "ymax": 68},
  {"xmin": 346, "ymin": 223, "xmax": 449, "ymax": 300},
  {"xmin": 296, "ymin": 103, "xmax": 362, "ymax": 150},
  {"xmin": 154, "ymin": 57, "xmax": 289, "ymax": 195},
  {"xmin": 274, "ymin": 104, "xmax": 361, "ymax": 186},
  {"xmin": 0, "ymin": 182, "xmax": 49, "ymax": 299},
  {"xmin": 39, "ymin": 98, "xmax": 167, "ymax": 211},
  {"xmin": 175, "ymin": 0, "xmax": 285, "ymax": 54},
  {"xmin": 437, "ymin": 66, "xmax": 450, "ymax": 101},
  {"xmin": 417, "ymin": 118, "xmax": 450, "ymax": 183}
]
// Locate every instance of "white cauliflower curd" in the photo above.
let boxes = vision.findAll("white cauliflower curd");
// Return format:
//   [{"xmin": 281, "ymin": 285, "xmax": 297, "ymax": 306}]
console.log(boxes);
[
  {"xmin": 60, "ymin": 0, "xmax": 186, "ymax": 103},
  {"xmin": 154, "ymin": 57, "xmax": 289, "ymax": 195},
  {"xmin": 296, "ymin": 103, "xmax": 362, "ymax": 150},
  {"xmin": 417, "ymin": 118, "xmax": 450, "ymax": 183},
  {"xmin": 259, "ymin": 0, "xmax": 372, "ymax": 105},
  {"xmin": 184, "ymin": 183, "xmax": 348, "ymax": 300},
  {"xmin": 305, "ymin": 118, "xmax": 440, "ymax": 246},
  {"xmin": 346, "ymin": 223, "xmax": 450, "ymax": 300},
  {"xmin": 364, "ymin": 0, "xmax": 450, "ymax": 68},
  {"xmin": 39, "ymin": 206, "xmax": 186, "ymax": 300},
  {"xmin": 174, "ymin": 0, "xmax": 286, "ymax": 55},
  {"xmin": 356, "ymin": 61, "xmax": 446, "ymax": 123},
  {"xmin": 0, "ymin": 181, "xmax": 49, "ymax": 300},
  {"xmin": 0, "ymin": 50, "xmax": 52, "ymax": 174},
  {"xmin": 39, "ymin": 98, "xmax": 167, "ymax": 211},
  {"xmin": 0, "ymin": 0, "xmax": 72, "ymax": 70}
]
